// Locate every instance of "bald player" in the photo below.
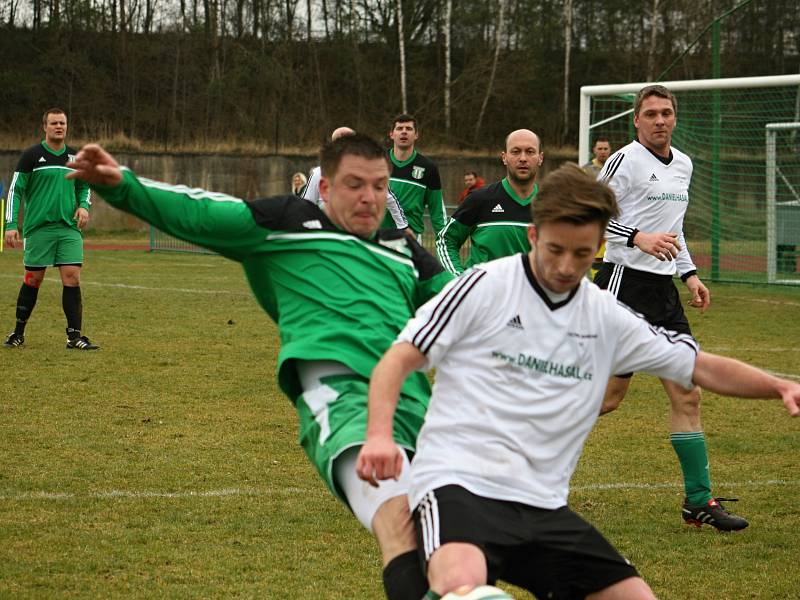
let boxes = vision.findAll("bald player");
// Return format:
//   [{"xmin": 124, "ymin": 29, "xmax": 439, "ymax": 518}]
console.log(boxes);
[{"xmin": 436, "ymin": 129, "xmax": 543, "ymax": 274}]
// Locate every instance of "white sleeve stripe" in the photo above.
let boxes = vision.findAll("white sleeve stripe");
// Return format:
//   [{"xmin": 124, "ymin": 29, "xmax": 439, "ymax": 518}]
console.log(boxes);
[
  {"xmin": 435, "ymin": 218, "xmax": 460, "ymax": 275},
  {"xmin": 387, "ymin": 188, "xmax": 408, "ymax": 228},
  {"xmin": 6, "ymin": 172, "xmax": 19, "ymax": 222},
  {"xmin": 412, "ymin": 268, "xmax": 487, "ymax": 354},
  {"xmin": 607, "ymin": 220, "xmax": 635, "ymax": 236},
  {"xmin": 601, "ymin": 153, "xmax": 625, "ymax": 181}
]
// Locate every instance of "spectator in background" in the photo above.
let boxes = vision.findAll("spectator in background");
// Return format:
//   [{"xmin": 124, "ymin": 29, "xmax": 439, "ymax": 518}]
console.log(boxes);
[
  {"xmin": 582, "ymin": 137, "xmax": 612, "ymax": 177},
  {"xmin": 291, "ymin": 172, "xmax": 308, "ymax": 196},
  {"xmin": 457, "ymin": 171, "xmax": 486, "ymax": 204}
]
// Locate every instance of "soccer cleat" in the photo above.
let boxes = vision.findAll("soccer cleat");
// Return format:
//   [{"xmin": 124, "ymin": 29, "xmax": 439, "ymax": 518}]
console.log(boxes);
[
  {"xmin": 66, "ymin": 335, "xmax": 100, "ymax": 350},
  {"xmin": 682, "ymin": 497, "xmax": 749, "ymax": 531},
  {"xmin": 3, "ymin": 332, "xmax": 24, "ymax": 348}
]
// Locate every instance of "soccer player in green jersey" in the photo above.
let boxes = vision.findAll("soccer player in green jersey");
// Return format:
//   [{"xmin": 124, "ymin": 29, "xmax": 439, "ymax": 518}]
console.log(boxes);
[
  {"xmin": 381, "ymin": 114, "xmax": 446, "ymax": 240},
  {"xmin": 3, "ymin": 108, "xmax": 98, "ymax": 350},
  {"xmin": 436, "ymin": 129, "xmax": 543, "ymax": 274},
  {"xmin": 67, "ymin": 134, "xmax": 453, "ymax": 600}
]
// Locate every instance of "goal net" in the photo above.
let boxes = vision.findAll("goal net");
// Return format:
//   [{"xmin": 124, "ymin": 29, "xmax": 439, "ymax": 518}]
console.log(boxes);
[{"xmin": 580, "ymin": 74, "xmax": 800, "ymax": 285}]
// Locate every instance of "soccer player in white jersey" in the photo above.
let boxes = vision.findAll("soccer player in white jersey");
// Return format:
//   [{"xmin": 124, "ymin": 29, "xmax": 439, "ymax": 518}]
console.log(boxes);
[
  {"xmin": 594, "ymin": 84, "xmax": 747, "ymax": 531},
  {"xmin": 303, "ymin": 126, "xmax": 410, "ymax": 231},
  {"xmin": 356, "ymin": 163, "xmax": 800, "ymax": 600}
]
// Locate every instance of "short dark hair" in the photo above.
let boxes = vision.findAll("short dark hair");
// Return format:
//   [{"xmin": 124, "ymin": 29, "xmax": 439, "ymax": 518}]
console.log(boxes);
[
  {"xmin": 592, "ymin": 137, "xmax": 610, "ymax": 146},
  {"xmin": 390, "ymin": 113, "xmax": 417, "ymax": 131},
  {"xmin": 532, "ymin": 163, "xmax": 618, "ymax": 231},
  {"xmin": 319, "ymin": 133, "xmax": 389, "ymax": 179},
  {"xmin": 42, "ymin": 108, "xmax": 67, "ymax": 125},
  {"xmin": 464, "ymin": 170, "xmax": 478, "ymax": 177},
  {"xmin": 634, "ymin": 84, "xmax": 677, "ymax": 116}
]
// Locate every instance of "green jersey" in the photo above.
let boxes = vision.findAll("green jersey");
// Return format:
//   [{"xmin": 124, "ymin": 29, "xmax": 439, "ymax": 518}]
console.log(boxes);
[
  {"xmin": 381, "ymin": 149, "xmax": 445, "ymax": 236},
  {"xmin": 5, "ymin": 142, "xmax": 91, "ymax": 235},
  {"xmin": 93, "ymin": 169, "xmax": 453, "ymax": 406},
  {"xmin": 436, "ymin": 178, "xmax": 536, "ymax": 274}
]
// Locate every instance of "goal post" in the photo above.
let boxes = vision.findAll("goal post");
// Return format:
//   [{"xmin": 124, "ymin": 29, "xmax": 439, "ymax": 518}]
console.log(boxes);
[
  {"xmin": 579, "ymin": 74, "xmax": 800, "ymax": 285},
  {"xmin": 766, "ymin": 122, "xmax": 800, "ymax": 285}
]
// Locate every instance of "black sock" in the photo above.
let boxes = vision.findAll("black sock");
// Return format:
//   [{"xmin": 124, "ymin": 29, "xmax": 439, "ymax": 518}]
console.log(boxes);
[
  {"xmin": 62, "ymin": 286, "xmax": 83, "ymax": 338},
  {"xmin": 383, "ymin": 550, "xmax": 428, "ymax": 600},
  {"xmin": 14, "ymin": 283, "xmax": 40, "ymax": 335}
]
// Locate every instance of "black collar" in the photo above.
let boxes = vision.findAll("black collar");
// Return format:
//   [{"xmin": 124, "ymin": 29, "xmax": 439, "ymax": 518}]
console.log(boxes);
[
  {"xmin": 635, "ymin": 138, "xmax": 673, "ymax": 165},
  {"xmin": 521, "ymin": 253, "xmax": 579, "ymax": 310}
]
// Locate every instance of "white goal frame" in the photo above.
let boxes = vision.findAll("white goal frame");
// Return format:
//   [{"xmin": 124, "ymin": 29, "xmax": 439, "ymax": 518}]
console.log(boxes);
[
  {"xmin": 578, "ymin": 74, "xmax": 800, "ymax": 165},
  {"xmin": 766, "ymin": 121, "xmax": 800, "ymax": 285}
]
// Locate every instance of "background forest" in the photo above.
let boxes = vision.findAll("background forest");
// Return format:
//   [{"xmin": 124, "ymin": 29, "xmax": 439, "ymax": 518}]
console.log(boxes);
[{"xmin": 0, "ymin": 0, "xmax": 798, "ymax": 152}]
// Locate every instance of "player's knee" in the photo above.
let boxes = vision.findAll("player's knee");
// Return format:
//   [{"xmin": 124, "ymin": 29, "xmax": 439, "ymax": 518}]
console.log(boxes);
[
  {"xmin": 428, "ymin": 543, "xmax": 486, "ymax": 595},
  {"xmin": 670, "ymin": 385, "xmax": 701, "ymax": 415},
  {"xmin": 372, "ymin": 495, "xmax": 416, "ymax": 562},
  {"xmin": 23, "ymin": 271, "xmax": 44, "ymax": 288}
]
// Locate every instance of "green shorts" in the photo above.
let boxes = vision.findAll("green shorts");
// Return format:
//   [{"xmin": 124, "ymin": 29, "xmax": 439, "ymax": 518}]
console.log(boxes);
[
  {"xmin": 24, "ymin": 223, "xmax": 83, "ymax": 268},
  {"xmin": 296, "ymin": 374, "xmax": 427, "ymax": 505}
]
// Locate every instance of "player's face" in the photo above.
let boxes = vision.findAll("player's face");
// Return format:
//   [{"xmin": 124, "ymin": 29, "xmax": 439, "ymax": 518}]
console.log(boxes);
[
  {"xmin": 43, "ymin": 113, "xmax": 68, "ymax": 145},
  {"xmin": 390, "ymin": 121, "xmax": 418, "ymax": 151},
  {"xmin": 593, "ymin": 141, "xmax": 611, "ymax": 165},
  {"xmin": 634, "ymin": 96, "xmax": 676, "ymax": 156},
  {"xmin": 527, "ymin": 221, "xmax": 602, "ymax": 294},
  {"xmin": 502, "ymin": 131, "xmax": 543, "ymax": 185},
  {"xmin": 320, "ymin": 154, "xmax": 389, "ymax": 238},
  {"xmin": 464, "ymin": 174, "xmax": 476, "ymax": 188}
]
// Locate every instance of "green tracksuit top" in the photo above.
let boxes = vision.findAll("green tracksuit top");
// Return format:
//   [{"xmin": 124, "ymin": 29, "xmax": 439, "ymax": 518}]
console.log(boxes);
[
  {"xmin": 382, "ymin": 149, "xmax": 445, "ymax": 236},
  {"xmin": 5, "ymin": 142, "xmax": 91, "ymax": 235},
  {"xmin": 92, "ymin": 169, "xmax": 453, "ymax": 405}
]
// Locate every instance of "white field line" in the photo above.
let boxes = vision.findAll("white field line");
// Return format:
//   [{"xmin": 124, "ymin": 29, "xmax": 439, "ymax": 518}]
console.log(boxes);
[
  {"xmin": 0, "ymin": 273, "xmax": 250, "ymax": 297},
  {"xmin": 0, "ymin": 487, "xmax": 314, "ymax": 502},
  {"xmin": 726, "ymin": 295, "xmax": 800, "ymax": 308},
  {"xmin": 2, "ymin": 480, "xmax": 798, "ymax": 502}
]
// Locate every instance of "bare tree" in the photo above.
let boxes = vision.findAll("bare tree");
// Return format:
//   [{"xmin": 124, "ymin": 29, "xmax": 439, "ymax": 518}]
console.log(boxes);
[
  {"xmin": 562, "ymin": 0, "xmax": 572, "ymax": 142},
  {"xmin": 443, "ymin": 0, "xmax": 452, "ymax": 133},
  {"xmin": 474, "ymin": 0, "xmax": 506, "ymax": 142},
  {"xmin": 397, "ymin": 0, "xmax": 408, "ymax": 113},
  {"xmin": 646, "ymin": 0, "xmax": 660, "ymax": 80}
]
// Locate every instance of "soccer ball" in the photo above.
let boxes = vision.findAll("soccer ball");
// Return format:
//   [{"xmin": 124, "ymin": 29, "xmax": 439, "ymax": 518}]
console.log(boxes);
[{"xmin": 441, "ymin": 585, "xmax": 515, "ymax": 600}]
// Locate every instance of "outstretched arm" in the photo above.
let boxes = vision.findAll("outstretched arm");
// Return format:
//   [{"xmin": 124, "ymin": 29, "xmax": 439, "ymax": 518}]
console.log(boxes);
[
  {"xmin": 67, "ymin": 144, "xmax": 267, "ymax": 260},
  {"xmin": 356, "ymin": 342, "xmax": 427, "ymax": 486},
  {"xmin": 693, "ymin": 351, "xmax": 800, "ymax": 416}
]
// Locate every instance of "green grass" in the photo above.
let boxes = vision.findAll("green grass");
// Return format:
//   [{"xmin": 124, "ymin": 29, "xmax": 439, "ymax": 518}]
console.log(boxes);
[{"xmin": 0, "ymin": 247, "xmax": 798, "ymax": 599}]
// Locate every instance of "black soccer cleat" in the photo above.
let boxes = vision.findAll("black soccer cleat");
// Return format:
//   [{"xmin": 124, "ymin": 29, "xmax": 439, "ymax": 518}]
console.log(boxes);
[
  {"xmin": 3, "ymin": 332, "xmax": 24, "ymax": 348},
  {"xmin": 682, "ymin": 497, "xmax": 749, "ymax": 531},
  {"xmin": 66, "ymin": 335, "xmax": 100, "ymax": 350}
]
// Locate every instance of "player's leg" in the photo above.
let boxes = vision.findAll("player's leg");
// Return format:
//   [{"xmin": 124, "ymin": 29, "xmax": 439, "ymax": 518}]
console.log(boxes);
[
  {"xmin": 57, "ymin": 229, "xmax": 98, "ymax": 350},
  {"xmin": 426, "ymin": 543, "xmax": 487, "ymax": 596},
  {"xmin": 662, "ymin": 378, "xmax": 748, "ymax": 531},
  {"xmin": 587, "ymin": 577, "xmax": 655, "ymax": 600},
  {"xmin": 334, "ymin": 446, "xmax": 426, "ymax": 600},
  {"xmin": 4, "ymin": 268, "xmax": 46, "ymax": 347}
]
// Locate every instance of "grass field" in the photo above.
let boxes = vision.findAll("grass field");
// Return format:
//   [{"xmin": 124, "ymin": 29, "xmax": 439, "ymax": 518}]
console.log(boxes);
[{"xmin": 1, "ymin": 243, "xmax": 798, "ymax": 599}]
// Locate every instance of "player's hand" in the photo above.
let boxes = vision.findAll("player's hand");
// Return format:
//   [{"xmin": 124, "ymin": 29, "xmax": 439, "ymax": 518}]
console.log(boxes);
[
  {"xmin": 685, "ymin": 275, "xmax": 710, "ymax": 312},
  {"xmin": 4, "ymin": 229, "xmax": 20, "ymax": 248},
  {"xmin": 777, "ymin": 380, "xmax": 800, "ymax": 417},
  {"xmin": 74, "ymin": 207, "xmax": 90, "ymax": 229},
  {"xmin": 66, "ymin": 144, "xmax": 123, "ymax": 187},
  {"xmin": 633, "ymin": 231, "xmax": 680, "ymax": 261},
  {"xmin": 356, "ymin": 436, "xmax": 404, "ymax": 487}
]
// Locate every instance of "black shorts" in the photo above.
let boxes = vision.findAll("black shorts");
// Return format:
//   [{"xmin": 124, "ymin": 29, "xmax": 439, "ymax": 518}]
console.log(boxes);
[
  {"xmin": 594, "ymin": 262, "xmax": 692, "ymax": 335},
  {"xmin": 413, "ymin": 485, "xmax": 639, "ymax": 599}
]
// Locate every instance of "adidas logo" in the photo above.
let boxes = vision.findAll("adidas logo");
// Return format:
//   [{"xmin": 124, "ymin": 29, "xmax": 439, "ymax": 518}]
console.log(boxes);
[
  {"xmin": 649, "ymin": 173, "xmax": 659, "ymax": 182},
  {"xmin": 491, "ymin": 204, "xmax": 504, "ymax": 213},
  {"xmin": 38, "ymin": 157, "xmax": 46, "ymax": 163},
  {"xmin": 506, "ymin": 315, "xmax": 523, "ymax": 329},
  {"xmin": 302, "ymin": 219, "xmax": 322, "ymax": 229}
]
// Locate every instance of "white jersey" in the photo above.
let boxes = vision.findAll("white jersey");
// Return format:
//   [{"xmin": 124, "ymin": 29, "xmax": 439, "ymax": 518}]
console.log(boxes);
[
  {"xmin": 398, "ymin": 254, "xmax": 698, "ymax": 510},
  {"xmin": 301, "ymin": 165, "xmax": 409, "ymax": 229},
  {"xmin": 600, "ymin": 140, "xmax": 697, "ymax": 277}
]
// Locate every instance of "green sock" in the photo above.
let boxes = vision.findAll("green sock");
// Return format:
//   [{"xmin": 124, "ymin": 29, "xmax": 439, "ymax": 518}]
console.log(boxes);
[
  {"xmin": 670, "ymin": 431, "xmax": 712, "ymax": 506},
  {"xmin": 422, "ymin": 591, "xmax": 441, "ymax": 600}
]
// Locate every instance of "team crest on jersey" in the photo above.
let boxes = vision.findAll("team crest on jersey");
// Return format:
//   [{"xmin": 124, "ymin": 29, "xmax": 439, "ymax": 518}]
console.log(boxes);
[
  {"xmin": 68, "ymin": 154, "xmax": 76, "ymax": 162},
  {"xmin": 411, "ymin": 166, "xmax": 426, "ymax": 180}
]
